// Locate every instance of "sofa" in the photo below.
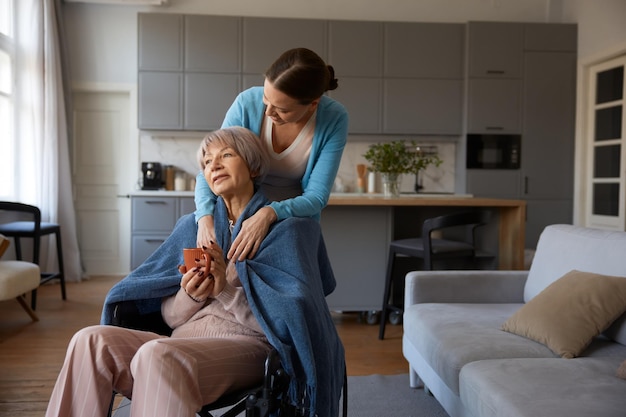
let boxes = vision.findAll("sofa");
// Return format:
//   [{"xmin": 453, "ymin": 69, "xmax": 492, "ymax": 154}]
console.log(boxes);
[{"xmin": 402, "ymin": 224, "xmax": 626, "ymax": 417}]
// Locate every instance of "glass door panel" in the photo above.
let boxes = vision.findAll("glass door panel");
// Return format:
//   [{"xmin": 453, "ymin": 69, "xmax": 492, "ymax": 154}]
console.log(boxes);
[{"xmin": 586, "ymin": 56, "xmax": 626, "ymax": 229}]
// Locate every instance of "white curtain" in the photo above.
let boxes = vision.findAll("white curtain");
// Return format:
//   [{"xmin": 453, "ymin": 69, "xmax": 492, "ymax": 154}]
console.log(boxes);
[{"xmin": 13, "ymin": 0, "xmax": 83, "ymax": 281}]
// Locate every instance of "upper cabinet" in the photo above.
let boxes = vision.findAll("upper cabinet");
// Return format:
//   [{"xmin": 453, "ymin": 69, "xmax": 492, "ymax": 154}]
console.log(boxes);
[
  {"xmin": 382, "ymin": 23, "xmax": 464, "ymax": 135},
  {"xmin": 467, "ymin": 78, "xmax": 522, "ymax": 133},
  {"xmin": 138, "ymin": 14, "xmax": 183, "ymax": 71},
  {"xmin": 467, "ymin": 22, "xmax": 524, "ymax": 134},
  {"xmin": 329, "ymin": 20, "xmax": 383, "ymax": 77},
  {"xmin": 384, "ymin": 22, "xmax": 464, "ymax": 79},
  {"xmin": 242, "ymin": 18, "xmax": 328, "ymax": 75},
  {"xmin": 327, "ymin": 21, "xmax": 383, "ymax": 133},
  {"xmin": 184, "ymin": 15, "xmax": 240, "ymax": 72},
  {"xmin": 468, "ymin": 22, "xmax": 524, "ymax": 78},
  {"xmin": 138, "ymin": 14, "xmax": 241, "ymax": 131},
  {"xmin": 137, "ymin": 14, "xmax": 574, "ymax": 146},
  {"xmin": 138, "ymin": 14, "xmax": 466, "ymax": 135},
  {"xmin": 326, "ymin": 21, "xmax": 464, "ymax": 135}
]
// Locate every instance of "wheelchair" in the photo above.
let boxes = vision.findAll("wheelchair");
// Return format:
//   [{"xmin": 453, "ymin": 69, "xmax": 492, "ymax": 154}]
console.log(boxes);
[{"xmin": 107, "ymin": 301, "xmax": 348, "ymax": 417}]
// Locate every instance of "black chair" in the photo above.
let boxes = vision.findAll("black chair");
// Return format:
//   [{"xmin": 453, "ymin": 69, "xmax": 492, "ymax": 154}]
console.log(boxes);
[
  {"xmin": 379, "ymin": 211, "xmax": 491, "ymax": 340},
  {"xmin": 107, "ymin": 300, "xmax": 348, "ymax": 417},
  {"xmin": 0, "ymin": 202, "xmax": 66, "ymax": 309}
]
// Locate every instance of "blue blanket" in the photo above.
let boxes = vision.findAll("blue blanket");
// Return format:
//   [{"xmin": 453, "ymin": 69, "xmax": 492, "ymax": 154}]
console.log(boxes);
[{"xmin": 101, "ymin": 190, "xmax": 345, "ymax": 417}]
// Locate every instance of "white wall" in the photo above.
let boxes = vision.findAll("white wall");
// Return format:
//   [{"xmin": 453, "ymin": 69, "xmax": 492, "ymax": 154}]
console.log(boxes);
[{"xmin": 562, "ymin": 0, "xmax": 626, "ymax": 60}]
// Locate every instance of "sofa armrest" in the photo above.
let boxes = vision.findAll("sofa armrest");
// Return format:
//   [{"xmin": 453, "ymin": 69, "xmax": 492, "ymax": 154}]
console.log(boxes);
[{"xmin": 404, "ymin": 270, "xmax": 528, "ymax": 306}]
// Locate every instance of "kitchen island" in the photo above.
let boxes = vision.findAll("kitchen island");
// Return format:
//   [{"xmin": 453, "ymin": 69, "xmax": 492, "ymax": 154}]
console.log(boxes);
[{"xmin": 321, "ymin": 193, "xmax": 526, "ymax": 312}]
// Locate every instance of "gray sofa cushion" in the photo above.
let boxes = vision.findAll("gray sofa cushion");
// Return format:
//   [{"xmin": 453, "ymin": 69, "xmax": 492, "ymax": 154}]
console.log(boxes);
[
  {"xmin": 460, "ymin": 356, "xmax": 626, "ymax": 417},
  {"xmin": 403, "ymin": 303, "xmax": 556, "ymax": 394},
  {"xmin": 526, "ymin": 225, "xmax": 626, "ymax": 300}
]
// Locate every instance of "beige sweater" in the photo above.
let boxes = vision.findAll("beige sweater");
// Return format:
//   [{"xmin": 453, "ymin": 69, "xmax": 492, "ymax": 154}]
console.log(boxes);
[{"xmin": 161, "ymin": 262, "xmax": 267, "ymax": 342}]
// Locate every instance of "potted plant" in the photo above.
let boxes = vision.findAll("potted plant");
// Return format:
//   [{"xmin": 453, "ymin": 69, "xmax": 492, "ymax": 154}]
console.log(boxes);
[{"xmin": 363, "ymin": 140, "xmax": 442, "ymax": 197}]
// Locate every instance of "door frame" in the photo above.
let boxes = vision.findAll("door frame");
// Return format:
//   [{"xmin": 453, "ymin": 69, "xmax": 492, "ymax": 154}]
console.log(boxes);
[{"xmin": 574, "ymin": 41, "xmax": 626, "ymax": 229}]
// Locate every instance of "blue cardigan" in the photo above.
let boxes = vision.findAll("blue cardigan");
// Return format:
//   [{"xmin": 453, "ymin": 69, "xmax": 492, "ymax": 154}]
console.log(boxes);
[
  {"xmin": 102, "ymin": 190, "xmax": 345, "ymax": 417},
  {"xmin": 194, "ymin": 86, "xmax": 348, "ymax": 222}
]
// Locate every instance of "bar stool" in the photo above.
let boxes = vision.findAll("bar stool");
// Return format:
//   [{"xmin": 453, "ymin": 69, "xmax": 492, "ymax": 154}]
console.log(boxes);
[
  {"xmin": 378, "ymin": 211, "xmax": 490, "ymax": 340},
  {"xmin": 0, "ymin": 202, "xmax": 66, "ymax": 309}
]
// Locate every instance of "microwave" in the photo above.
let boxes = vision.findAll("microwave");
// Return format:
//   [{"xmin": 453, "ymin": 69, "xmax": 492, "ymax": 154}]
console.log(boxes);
[{"xmin": 466, "ymin": 134, "xmax": 521, "ymax": 170}]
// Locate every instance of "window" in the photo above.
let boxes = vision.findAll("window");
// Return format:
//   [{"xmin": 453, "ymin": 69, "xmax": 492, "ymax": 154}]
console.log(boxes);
[{"xmin": 0, "ymin": 0, "xmax": 14, "ymax": 198}]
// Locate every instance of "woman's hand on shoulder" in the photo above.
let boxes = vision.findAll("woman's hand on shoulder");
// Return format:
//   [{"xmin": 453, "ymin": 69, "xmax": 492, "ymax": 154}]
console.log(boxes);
[{"xmin": 227, "ymin": 206, "xmax": 277, "ymax": 261}]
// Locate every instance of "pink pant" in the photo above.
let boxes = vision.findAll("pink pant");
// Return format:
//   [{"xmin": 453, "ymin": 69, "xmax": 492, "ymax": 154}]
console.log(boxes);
[{"xmin": 45, "ymin": 325, "xmax": 271, "ymax": 417}]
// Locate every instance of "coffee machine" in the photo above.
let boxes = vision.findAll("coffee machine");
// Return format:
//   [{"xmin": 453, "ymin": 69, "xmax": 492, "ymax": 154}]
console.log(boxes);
[{"xmin": 141, "ymin": 162, "xmax": 163, "ymax": 190}]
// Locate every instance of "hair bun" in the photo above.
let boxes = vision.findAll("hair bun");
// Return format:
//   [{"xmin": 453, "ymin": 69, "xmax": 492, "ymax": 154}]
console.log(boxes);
[{"xmin": 327, "ymin": 65, "xmax": 339, "ymax": 91}]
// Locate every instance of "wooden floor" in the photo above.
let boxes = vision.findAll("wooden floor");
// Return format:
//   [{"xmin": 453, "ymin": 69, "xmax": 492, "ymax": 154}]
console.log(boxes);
[{"xmin": 0, "ymin": 276, "xmax": 407, "ymax": 417}]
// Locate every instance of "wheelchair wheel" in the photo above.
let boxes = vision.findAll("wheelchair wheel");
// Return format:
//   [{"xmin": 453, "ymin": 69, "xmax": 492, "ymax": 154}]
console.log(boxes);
[
  {"xmin": 389, "ymin": 310, "xmax": 402, "ymax": 325},
  {"xmin": 363, "ymin": 310, "xmax": 380, "ymax": 325}
]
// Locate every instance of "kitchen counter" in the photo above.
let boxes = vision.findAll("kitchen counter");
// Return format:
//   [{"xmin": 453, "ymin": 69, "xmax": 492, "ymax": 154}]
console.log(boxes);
[
  {"xmin": 320, "ymin": 195, "xmax": 526, "ymax": 312},
  {"xmin": 326, "ymin": 193, "xmax": 525, "ymax": 268},
  {"xmin": 128, "ymin": 190, "xmax": 194, "ymax": 197}
]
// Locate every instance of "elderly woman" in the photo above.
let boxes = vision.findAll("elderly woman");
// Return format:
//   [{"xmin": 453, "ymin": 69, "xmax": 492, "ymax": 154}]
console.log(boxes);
[{"xmin": 45, "ymin": 127, "xmax": 345, "ymax": 417}]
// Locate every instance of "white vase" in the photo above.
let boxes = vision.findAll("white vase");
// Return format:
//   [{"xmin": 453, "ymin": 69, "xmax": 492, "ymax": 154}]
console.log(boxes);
[{"xmin": 381, "ymin": 173, "xmax": 401, "ymax": 198}]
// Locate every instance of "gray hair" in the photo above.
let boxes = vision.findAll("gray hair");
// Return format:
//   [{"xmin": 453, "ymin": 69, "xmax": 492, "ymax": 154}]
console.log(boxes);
[{"xmin": 197, "ymin": 127, "xmax": 269, "ymax": 184}]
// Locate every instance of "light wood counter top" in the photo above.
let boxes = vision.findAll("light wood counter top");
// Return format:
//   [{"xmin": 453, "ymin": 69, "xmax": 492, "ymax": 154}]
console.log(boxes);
[{"xmin": 328, "ymin": 193, "xmax": 525, "ymax": 208}]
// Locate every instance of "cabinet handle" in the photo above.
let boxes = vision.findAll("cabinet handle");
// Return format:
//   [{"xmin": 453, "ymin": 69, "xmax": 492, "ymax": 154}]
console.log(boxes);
[
  {"xmin": 485, "ymin": 126, "xmax": 504, "ymax": 131},
  {"xmin": 486, "ymin": 70, "xmax": 505, "ymax": 75},
  {"xmin": 144, "ymin": 200, "xmax": 167, "ymax": 205},
  {"xmin": 144, "ymin": 239, "xmax": 166, "ymax": 244},
  {"xmin": 524, "ymin": 176, "xmax": 529, "ymax": 194}
]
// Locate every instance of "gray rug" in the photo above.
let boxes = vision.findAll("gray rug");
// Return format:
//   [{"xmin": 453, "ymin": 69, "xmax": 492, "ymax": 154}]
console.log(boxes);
[{"xmin": 113, "ymin": 373, "xmax": 449, "ymax": 417}]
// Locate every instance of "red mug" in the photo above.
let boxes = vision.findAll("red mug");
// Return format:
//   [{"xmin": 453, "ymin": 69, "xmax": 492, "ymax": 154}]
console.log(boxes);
[{"xmin": 182, "ymin": 248, "xmax": 211, "ymax": 271}]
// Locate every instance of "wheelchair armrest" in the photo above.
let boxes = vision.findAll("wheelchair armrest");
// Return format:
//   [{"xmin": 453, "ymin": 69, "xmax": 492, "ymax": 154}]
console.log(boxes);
[{"xmin": 110, "ymin": 300, "xmax": 173, "ymax": 336}]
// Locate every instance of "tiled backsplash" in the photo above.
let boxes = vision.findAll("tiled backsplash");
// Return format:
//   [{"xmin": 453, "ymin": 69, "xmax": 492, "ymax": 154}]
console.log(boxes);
[
  {"xmin": 336, "ymin": 140, "xmax": 456, "ymax": 194},
  {"xmin": 139, "ymin": 132, "xmax": 457, "ymax": 193}
]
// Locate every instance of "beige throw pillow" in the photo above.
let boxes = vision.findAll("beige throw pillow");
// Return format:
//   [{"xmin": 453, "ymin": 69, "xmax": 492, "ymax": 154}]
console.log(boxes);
[{"xmin": 502, "ymin": 270, "xmax": 626, "ymax": 358}]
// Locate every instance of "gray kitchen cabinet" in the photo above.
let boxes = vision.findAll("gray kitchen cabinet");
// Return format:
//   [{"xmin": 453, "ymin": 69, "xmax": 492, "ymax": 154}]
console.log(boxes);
[
  {"xmin": 178, "ymin": 197, "xmax": 195, "ymax": 217},
  {"xmin": 138, "ymin": 13, "xmax": 183, "ymax": 71},
  {"xmin": 468, "ymin": 21, "xmax": 524, "ymax": 78},
  {"xmin": 138, "ymin": 14, "xmax": 242, "ymax": 131},
  {"xmin": 467, "ymin": 78, "xmax": 522, "ymax": 133},
  {"xmin": 328, "ymin": 20, "xmax": 383, "ymax": 77},
  {"xmin": 521, "ymin": 52, "xmax": 576, "ymax": 200},
  {"xmin": 466, "ymin": 170, "xmax": 521, "ymax": 199},
  {"xmin": 327, "ymin": 21, "xmax": 383, "ymax": 133},
  {"xmin": 184, "ymin": 73, "xmax": 240, "ymax": 130},
  {"xmin": 131, "ymin": 196, "xmax": 194, "ymax": 269},
  {"xmin": 328, "ymin": 77, "xmax": 382, "ymax": 134},
  {"xmin": 384, "ymin": 22, "xmax": 465, "ymax": 78},
  {"xmin": 321, "ymin": 206, "xmax": 391, "ymax": 311},
  {"xmin": 467, "ymin": 23, "xmax": 577, "ymax": 249},
  {"xmin": 242, "ymin": 17, "xmax": 327, "ymax": 75},
  {"xmin": 524, "ymin": 23, "xmax": 577, "ymax": 52},
  {"xmin": 467, "ymin": 22, "xmax": 524, "ymax": 134},
  {"xmin": 184, "ymin": 15, "xmax": 240, "ymax": 72},
  {"xmin": 328, "ymin": 21, "xmax": 464, "ymax": 135},
  {"xmin": 525, "ymin": 200, "xmax": 573, "ymax": 249},
  {"xmin": 138, "ymin": 72, "xmax": 184, "ymax": 130},
  {"xmin": 138, "ymin": 14, "xmax": 465, "ymax": 135},
  {"xmin": 383, "ymin": 78, "xmax": 463, "ymax": 134},
  {"xmin": 521, "ymin": 51, "xmax": 576, "ymax": 248}
]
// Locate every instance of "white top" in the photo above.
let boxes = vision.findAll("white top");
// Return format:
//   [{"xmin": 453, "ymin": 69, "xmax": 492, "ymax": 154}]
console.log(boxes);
[{"xmin": 260, "ymin": 112, "xmax": 315, "ymax": 202}]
